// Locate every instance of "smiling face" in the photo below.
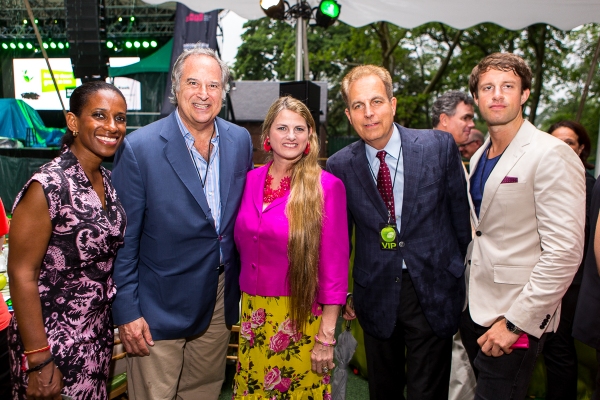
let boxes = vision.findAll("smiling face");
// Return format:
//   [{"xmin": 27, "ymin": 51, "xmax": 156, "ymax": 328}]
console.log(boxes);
[
  {"xmin": 267, "ymin": 109, "xmax": 311, "ymax": 165},
  {"xmin": 551, "ymin": 126, "xmax": 584, "ymax": 156},
  {"xmin": 344, "ymin": 74, "xmax": 397, "ymax": 150},
  {"xmin": 67, "ymin": 89, "xmax": 127, "ymax": 160},
  {"xmin": 474, "ymin": 68, "xmax": 529, "ymax": 128},
  {"xmin": 175, "ymin": 54, "xmax": 223, "ymax": 134},
  {"xmin": 439, "ymin": 101, "xmax": 475, "ymax": 145}
]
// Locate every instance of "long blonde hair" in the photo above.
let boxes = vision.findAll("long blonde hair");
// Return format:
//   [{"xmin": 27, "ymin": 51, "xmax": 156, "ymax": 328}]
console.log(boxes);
[{"xmin": 261, "ymin": 96, "xmax": 323, "ymax": 329}]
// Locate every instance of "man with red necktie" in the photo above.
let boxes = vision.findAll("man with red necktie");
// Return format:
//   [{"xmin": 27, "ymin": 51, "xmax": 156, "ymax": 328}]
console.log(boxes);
[{"xmin": 326, "ymin": 65, "xmax": 471, "ymax": 400}]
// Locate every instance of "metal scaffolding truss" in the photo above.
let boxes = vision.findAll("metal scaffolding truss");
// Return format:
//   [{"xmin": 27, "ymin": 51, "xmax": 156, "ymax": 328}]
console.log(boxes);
[{"xmin": 0, "ymin": 0, "xmax": 176, "ymax": 40}]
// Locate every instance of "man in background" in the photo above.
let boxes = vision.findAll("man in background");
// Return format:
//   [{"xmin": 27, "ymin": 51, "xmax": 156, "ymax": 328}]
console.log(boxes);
[
  {"xmin": 431, "ymin": 90, "xmax": 475, "ymax": 146},
  {"xmin": 459, "ymin": 129, "xmax": 485, "ymax": 160}
]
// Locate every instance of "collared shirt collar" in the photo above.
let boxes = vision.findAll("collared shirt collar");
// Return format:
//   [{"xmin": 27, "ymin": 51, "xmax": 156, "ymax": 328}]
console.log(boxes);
[
  {"xmin": 365, "ymin": 124, "xmax": 401, "ymax": 165},
  {"xmin": 174, "ymin": 109, "xmax": 220, "ymax": 141}
]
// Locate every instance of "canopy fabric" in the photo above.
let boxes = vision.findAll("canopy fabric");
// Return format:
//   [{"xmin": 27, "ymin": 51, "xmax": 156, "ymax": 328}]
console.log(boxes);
[
  {"xmin": 108, "ymin": 38, "xmax": 174, "ymax": 77},
  {"xmin": 0, "ymin": 99, "xmax": 64, "ymax": 147},
  {"xmin": 140, "ymin": 0, "xmax": 600, "ymax": 30}
]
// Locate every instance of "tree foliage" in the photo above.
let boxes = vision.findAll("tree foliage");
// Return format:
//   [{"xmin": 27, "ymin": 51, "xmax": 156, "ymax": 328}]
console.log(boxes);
[{"xmin": 233, "ymin": 18, "xmax": 600, "ymax": 157}]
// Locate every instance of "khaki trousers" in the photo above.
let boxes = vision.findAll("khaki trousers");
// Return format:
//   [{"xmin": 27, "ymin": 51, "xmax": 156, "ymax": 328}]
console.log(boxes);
[{"xmin": 126, "ymin": 274, "xmax": 231, "ymax": 400}]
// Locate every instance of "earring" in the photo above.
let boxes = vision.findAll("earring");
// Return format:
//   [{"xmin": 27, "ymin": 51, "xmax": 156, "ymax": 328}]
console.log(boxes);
[
  {"xmin": 263, "ymin": 138, "xmax": 271, "ymax": 152},
  {"xmin": 304, "ymin": 142, "xmax": 310, "ymax": 155},
  {"xmin": 73, "ymin": 131, "xmax": 79, "ymax": 137}
]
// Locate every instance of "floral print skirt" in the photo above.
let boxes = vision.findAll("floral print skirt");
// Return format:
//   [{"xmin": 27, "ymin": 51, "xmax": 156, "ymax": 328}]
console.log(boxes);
[{"xmin": 233, "ymin": 292, "xmax": 332, "ymax": 400}]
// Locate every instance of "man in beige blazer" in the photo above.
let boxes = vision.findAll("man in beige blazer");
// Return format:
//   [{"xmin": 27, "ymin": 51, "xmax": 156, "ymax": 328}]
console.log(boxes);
[{"xmin": 460, "ymin": 52, "xmax": 585, "ymax": 400}]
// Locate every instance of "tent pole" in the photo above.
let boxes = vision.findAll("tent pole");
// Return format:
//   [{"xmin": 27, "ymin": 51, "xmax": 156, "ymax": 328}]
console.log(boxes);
[
  {"xmin": 23, "ymin": 0, "xmax": 68, "ymax": 120},
  {"xmin": 295, "ymin": 5, "xmax": 303, "ymax": 81}
]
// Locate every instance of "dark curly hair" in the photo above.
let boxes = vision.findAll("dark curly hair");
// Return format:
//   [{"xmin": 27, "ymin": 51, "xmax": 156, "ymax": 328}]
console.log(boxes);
[
  {"xmin": 548, "ymin": 120, "xmax": 594, "ymax": 170},
  {"xmin": 61, "ymin": 81, "xmax": 126, "ymax": 147}
]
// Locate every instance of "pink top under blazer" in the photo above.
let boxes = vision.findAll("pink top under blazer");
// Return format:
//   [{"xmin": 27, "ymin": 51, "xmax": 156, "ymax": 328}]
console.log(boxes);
[{"xmin": 235, "ymin": 163, "xmax": 349, "ymax": 305}]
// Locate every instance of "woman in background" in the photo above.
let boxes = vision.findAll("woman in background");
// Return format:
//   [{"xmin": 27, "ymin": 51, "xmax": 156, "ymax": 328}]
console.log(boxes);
[
  {"xmin": 543, "ymin": 120, "xmax": 595, "ymax": 400},
  {"xmin": 233, "ymin": 96, "xmax": 348, "ymax": 399},
  {"xmin": 8, "ymin": 81, "xmax": 127, "ymax": 400}
]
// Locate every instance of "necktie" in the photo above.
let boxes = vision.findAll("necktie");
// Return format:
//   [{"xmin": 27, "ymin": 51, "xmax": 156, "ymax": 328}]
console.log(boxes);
[{"xmin": 376, "ymin": 150, "xmax": 395, "ymax": 219}]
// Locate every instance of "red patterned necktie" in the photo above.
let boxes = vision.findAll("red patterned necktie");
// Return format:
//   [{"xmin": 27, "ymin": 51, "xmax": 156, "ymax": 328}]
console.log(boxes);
[{"xmin": 376, "ymin": 150, "xmax": 395, "ymax": 218}]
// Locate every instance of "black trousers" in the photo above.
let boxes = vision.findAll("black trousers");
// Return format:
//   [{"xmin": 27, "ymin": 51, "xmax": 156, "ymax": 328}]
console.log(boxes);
[
  {"xmin": 542, "ymin": 284, "xmax": 579, "ymax": 400},
  {"xmin": 363, "ymin": 271, "xmax": 452, "ymax": 400},
  {"xmin": 460, "ymin": 307, "xmax": 547, "ymax": 400},
  {"xmin": 0, "ymin": 326, "xmax": 11, "ymax": 399}
]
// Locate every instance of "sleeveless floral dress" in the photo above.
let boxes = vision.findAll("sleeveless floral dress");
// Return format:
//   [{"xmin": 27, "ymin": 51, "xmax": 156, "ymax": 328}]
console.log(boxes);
[{"xmin": 8, "ymin": 147, "xmax": 126, "ymax": 400}]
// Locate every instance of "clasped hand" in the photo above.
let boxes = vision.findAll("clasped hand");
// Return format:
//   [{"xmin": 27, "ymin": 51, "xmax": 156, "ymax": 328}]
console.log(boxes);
[
  {"xmin": 310, "ymin": 342, "xmax": 335, "ymax": 374},
  {"xmin": 119, "ymin": 317, "xmax": 154, "ymax": 356},
  {"xmin": 25, "ymin": 360, "xmax": 63, "ymax": 400},
  {"xmin": 477, "ymin": 318, "xmax": 520, "ymax": 357}
]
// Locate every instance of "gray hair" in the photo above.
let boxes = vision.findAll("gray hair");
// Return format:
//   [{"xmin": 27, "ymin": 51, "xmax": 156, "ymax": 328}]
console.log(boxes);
[
  {"xmin": 169, "ymin": 46, "xmax": 230, "ymax": 106},
  {"xmin": 431, "ymin": 90, "xmax": 474, "ymax": 128},
  {"xmin": 469, "ymin": 129, "xmax": 485, "ymax": 144}
]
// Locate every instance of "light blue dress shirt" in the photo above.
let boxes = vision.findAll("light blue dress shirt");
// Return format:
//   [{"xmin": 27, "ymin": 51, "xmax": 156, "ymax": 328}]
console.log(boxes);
[
  {"xmin": 365, "ymin": 124, "xmax": 407, "ymax": 268},
  {"xmin": 175, "ymin": 111, "xmax": 222, "ymax": 259}
]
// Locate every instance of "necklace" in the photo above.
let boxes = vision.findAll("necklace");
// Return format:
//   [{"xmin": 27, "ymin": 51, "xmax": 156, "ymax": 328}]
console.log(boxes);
[{"xmin": 263, "ymin": 172, "xmax": 291, "ymax": 203}]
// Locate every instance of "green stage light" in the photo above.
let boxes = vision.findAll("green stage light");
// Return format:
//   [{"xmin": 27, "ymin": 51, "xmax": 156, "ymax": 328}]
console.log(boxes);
[
  {"xmin": 134, "ymin": 41, "xmax": 140, "ymax": 48},
  {"xmin": 315, "ymin": 0, "xmax": 341, "ymax": 28},
  {"xmin": 142, "ymin": 41, "xmax": 149, "ymax": 48},
  {"xmin": 107, "ymin": 41, "xmax": 114, "ymax": 49},
  {"xmin": 150, "ymin": 40, "xmax": 157, "ymax": 48},
  {"xmin": 58, "ymin": 43, "xmax": 64, "ymax": 49},
  {"xmin": 130, "ymin": 16, "xmax": 135, "ymax": 22},
  {"xmin": 42, "ymin": 43, "xmax": 48, "ymax": 49},
  {"xmin": 17, "ymin": 43, "xmax": 24, "ymax": 49},
  {"xmin": 34, "ymin": 19, "xmax": 38, "ymax": 24},
  {"xmin": 65, "ymin": 42, "xmax": 69, "ymax": 48},
  {"xmin": 10, "ymin": 43, "xmax": 16, "ymax": 49},
  {"xmin": 2, "ymin": 43, "xmax": 8, "ymax": 50},
  {"xmin": 50, "ymin": 42, "xmax": 56, "ymax": 49},
  {"xmin": 125, "ymin": 41, "xmax": 132, "ymax": 48},
  {"xmin": 118, "ymin": 16, "xmax": 123, "ymax": 22},
  {"xmin": 23, "ymin": 19, "xmax": 27, "ymax": 24},
  {"xmin": 26, "ymin": 43, "xmax": 33, "ymax": 49}
]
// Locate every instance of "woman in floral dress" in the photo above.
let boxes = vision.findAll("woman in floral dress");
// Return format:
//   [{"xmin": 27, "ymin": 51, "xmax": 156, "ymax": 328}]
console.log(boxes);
[
  {"xmin": 7, "ymin": 81, "xmax": 127, "ymax": 400},
  {"xmin": 233, "ymin": 96, "xmax": 349, "ymax": 399}
]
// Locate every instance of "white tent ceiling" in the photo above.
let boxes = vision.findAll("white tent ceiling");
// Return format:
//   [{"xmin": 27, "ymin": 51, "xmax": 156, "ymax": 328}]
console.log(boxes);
[{"xmin": 141, "ymin": 0, "xmax": 600, "ymax": 30}]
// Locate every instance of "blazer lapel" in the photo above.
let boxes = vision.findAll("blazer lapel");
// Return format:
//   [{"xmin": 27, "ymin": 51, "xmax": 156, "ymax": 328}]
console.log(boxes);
[
  {"xmin": 161, "ymin": 113, "xmax": 213, "ymax": 223},
  {"xmin": 477, "ymin": 121, "xmax": 533, "ymax": 223},
  {"xmin": 350, "ymin": 141, "xmax": 388, "ymax": 222},
  {"xmin": 218, "ymin": 118, "xmax": 233, "ymax": 214},
  {"xmin": 398, "ymin": 126, "xmax": 422, "ymax": 238},
  {"xmin": 252, "ymin": 163, "xmax": 270, "ymax": 213}
]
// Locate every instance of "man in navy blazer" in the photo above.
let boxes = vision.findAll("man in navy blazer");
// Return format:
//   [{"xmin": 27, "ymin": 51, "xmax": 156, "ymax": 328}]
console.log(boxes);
[
  {"xmin": 326, "ymin": 65, "xmax": 471, "ymax": 399},
  {"xmin": 111, "ymin": 47, "xmax": 253, "ymax": 399}
]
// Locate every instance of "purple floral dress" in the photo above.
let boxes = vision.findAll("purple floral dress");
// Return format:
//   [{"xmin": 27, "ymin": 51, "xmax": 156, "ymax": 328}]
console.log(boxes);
[{"xmin": 8, "ymin": 147, "xmax": 126, "ymax": 400}]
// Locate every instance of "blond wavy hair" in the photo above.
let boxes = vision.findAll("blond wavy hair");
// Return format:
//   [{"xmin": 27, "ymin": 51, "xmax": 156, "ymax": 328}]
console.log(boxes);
[{"xmin": 261, "ymin": 96, "xmax": 323, "ymax": 329}]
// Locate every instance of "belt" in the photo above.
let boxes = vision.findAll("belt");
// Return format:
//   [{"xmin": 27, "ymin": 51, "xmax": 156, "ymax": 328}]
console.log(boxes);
[{"xmin": 218, "ymin": 264, "xmax": 225, "ymax": 275}]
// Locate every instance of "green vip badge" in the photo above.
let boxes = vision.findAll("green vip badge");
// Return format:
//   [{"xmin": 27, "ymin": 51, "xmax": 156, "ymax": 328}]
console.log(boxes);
[{"xmin": 379, "ymin": 223, "xmax": 398, "ymax": 251}]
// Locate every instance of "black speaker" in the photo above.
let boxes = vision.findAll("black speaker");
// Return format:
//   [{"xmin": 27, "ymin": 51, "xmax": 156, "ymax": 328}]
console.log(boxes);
[
  {"xmin": 279, "ymin": 81, "xmax": 321, "ymax": 130},
  {"xmin": 65, "ymin": 0, "xmax": 108, "ymax": 80}
]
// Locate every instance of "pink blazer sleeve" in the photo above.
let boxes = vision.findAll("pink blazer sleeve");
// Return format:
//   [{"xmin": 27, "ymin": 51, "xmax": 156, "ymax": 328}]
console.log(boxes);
[{"xmin": 316, "ymin": 171, "xmax": 349, "ymax": 305}]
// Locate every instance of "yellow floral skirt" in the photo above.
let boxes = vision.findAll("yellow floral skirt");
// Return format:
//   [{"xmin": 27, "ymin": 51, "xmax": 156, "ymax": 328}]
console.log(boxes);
[{"xmin": 232, "ymin": 292, "xmax": 332, "ymax": 400}]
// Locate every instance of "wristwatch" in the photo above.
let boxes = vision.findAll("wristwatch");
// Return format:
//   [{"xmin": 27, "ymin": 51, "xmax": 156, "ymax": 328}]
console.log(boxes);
[{"xmin": 506, "ymin": 319, "xmax": 523, "ymax": 335}]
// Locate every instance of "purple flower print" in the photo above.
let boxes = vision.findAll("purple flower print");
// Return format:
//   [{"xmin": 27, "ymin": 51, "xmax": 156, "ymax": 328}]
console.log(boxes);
[
  {"xmin": 264, "ymin": 367, "xmax": 282, "ymax": 390},
  {"xmin": 274, "ymin": 377, "xmax": 291, "ymax": 392},
  {"xmin": 322, "ymin": 374, "xmax": 331, "ymax": 384},
  {"xmin": 240, "ymin": 321, "xmax": 255, "ymax": 346},
  {"xmin": 269, "ymin": 331, "xmax": 291, "ymax": 353},
  {"xmin": 251, "ymin": 308, "xmax": 266, "ymax": 328}
]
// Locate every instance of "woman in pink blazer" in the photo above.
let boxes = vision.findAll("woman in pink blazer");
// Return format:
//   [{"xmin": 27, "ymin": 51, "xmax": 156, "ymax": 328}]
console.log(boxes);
[{"xmin": 233, "ymin": 96, "xmax": 348, "ymax": 399}]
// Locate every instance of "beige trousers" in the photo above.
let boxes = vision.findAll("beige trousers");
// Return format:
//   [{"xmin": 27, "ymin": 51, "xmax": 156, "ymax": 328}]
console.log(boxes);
[{"xmin": 126, "ymin": 274, "xmax": 231, "ymax": 400}]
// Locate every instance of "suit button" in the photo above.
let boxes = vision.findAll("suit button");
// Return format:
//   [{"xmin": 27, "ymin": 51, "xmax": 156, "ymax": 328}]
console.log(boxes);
[
  {"xmin": 251, "ymin": 263, "xmax": 256, "ymax": 269},
  {"xmin": 476, "ymin": 231, "xmax": 482, "ymax": 236},
  {"xmin": 398, "ymin": 241, "xmax": 405, "ymax": 247},
  {"xmin": 395, "ymin": 277, "xmax": 400, "ymax": 283}
]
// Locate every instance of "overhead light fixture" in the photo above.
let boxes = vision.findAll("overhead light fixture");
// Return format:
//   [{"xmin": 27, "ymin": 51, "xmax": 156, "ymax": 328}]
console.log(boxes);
[
  {"xmin": 107, "ymin": 41, "xmax": 114, "ymax": 49},
  {"xmin": 26, "ymin": 43, "xmax": 33, "ymax": 49},
  {"xmin": 1, "ymin": 43, "xmax": 7, "ymax": 50},
  {"xmin": 57, "ymin": 42, "xmax": 64, "ymax": 49},
  {"xmin": 150, "ymin": 40, "xmax": 157, "ymax": 48},
  {"xmin": 315, "ymin": 0, "xmax": 341, "ymax": 28},
  {"xmin": 142, "ymin": 41, "xmax": 149, "ymax": 48},
  {"xmin": 260, "ymin": 0, "xmax": 285, "ymax": 20},
  {"xmin": 17, "ymin": 43, "xmax": 24, "ymax": 49}
]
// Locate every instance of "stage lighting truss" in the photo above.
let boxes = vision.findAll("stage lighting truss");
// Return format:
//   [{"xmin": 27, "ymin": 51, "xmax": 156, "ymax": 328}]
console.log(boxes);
[{"xmin": 260, "ymin": 0, "xmax": 341, "ymax": 28}]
